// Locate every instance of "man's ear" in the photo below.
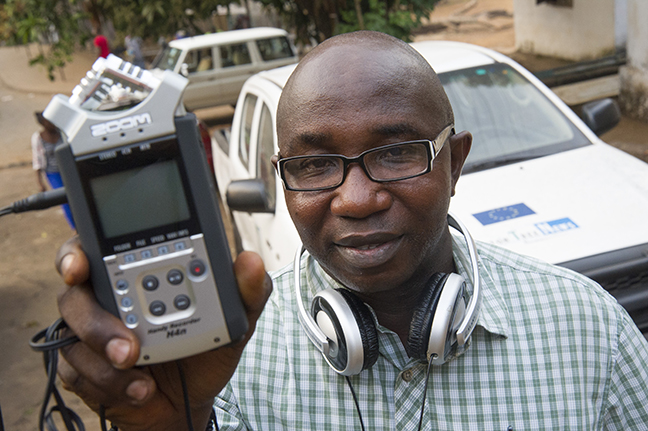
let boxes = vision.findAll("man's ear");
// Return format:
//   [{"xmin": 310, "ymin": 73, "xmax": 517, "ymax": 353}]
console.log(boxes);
[
  {"xmin": 449, "ymin": 131, "xmax": 472, "ymax": 197},
  {"xmin": 271, "ymin": 154, "xmax": 279, "ymax": 170}
]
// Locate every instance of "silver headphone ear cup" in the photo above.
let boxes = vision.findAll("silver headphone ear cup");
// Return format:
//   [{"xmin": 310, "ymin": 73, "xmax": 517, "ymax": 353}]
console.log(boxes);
[
  {"xmin": 311, "ymin": 289, "xmax": 378, "ymax": 376},
  {"xmin": 335, "ymin": 289, "xmax": 379, "ymax": 370},
  {"xmin": 407, "ymin": 273, "xmax": 449, "ymax": 361},
  {"xmin": 417, "ymin": 273, "xmax": 467, "ymax": 365}
]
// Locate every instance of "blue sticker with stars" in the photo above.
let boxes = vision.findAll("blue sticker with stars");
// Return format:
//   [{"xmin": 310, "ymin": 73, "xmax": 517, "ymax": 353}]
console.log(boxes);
[{"xmin": 473, "ymin": 203, "xmax": 535, "ymax": 226}]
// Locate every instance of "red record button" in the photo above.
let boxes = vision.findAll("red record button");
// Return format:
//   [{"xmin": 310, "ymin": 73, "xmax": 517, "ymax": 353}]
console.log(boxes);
[{"xmin": 189, "ymin": 259, "xmax": 206, "ymax": 277}]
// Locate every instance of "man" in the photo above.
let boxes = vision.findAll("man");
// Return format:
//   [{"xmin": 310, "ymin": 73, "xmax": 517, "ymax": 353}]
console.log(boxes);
[{"xmin": 55, "ymin": 31, "xmax": 648, "ymax": 430}]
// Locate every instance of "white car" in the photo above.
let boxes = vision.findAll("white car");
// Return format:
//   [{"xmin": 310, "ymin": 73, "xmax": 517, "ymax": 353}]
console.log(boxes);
[
  {"xmin": 151, "ymin": 27, "xmax": 298, "ymax": 110},
  {"xmin": 212, "ymin": 41, "xmax": 648, "ymax": 333}
]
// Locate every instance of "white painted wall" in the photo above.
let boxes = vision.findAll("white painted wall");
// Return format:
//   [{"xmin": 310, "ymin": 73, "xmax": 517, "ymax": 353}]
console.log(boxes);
[
  {"xmin": 514, "ymin": 0, "xmax": 616, "ymax": 60},
  {"xmin": 619, "ymin": 0, "xmax": 648, "ymax": 122},
  {"xmin": 626, "ymin": 0, "xmax": 648, "ymax": 69},
  {"xmin": 615, "ymin": 0, "xmax": 628, "ymax": 48}
]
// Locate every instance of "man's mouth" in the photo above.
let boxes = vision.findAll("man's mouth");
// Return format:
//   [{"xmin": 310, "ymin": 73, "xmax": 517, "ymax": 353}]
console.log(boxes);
[
  {"xmin": 333, "ymin": 234, "xmax": 403, "ymax": 268},
  {"xmin": 355, "ymin": 243, "xmax": 382, "ymax": 251}
]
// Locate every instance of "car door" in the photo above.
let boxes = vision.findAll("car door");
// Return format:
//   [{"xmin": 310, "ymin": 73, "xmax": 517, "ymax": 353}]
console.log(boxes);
[
  {"xmin": 227, "ymin": 91, "xmax": 263, "ymax": 255},
  {"xmin": 181, "ymin": 47, "xmax": 219, "ymax": 110},
  {"xmin": 215, "ymin": 42, "xmax": 258, "ymax": 106},
  {"xmin": 228, "ymin": 83, "xmax": 300, "ymax": 270}
]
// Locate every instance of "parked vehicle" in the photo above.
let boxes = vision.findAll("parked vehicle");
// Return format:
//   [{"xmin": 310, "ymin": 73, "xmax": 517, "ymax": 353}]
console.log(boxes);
[
  {"xmin": 151, "ymin": 27, "xmax": 298, "ymax": 111},
  {"xmin": 212, "ymin": 41, "xmax": 648, "ymax": 333}
]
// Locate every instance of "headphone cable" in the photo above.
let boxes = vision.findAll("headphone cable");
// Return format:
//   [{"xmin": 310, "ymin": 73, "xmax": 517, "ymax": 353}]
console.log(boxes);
[
  {"xmin": 176, "ymin": 361, "xmax": 195, "ymax": 431},
  {"xmin": 417, "ymin": 357, "xmax": 435, "ymax": 431},
  {"xmin": 344, "ymin": 376, "xmax": 366, "ymax": 431}
]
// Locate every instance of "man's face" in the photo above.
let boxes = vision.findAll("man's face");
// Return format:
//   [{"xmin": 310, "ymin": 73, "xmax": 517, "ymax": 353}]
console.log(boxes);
[{"xmin": 277, "ymin": 44, "xmax": 466, "ymax": 298}]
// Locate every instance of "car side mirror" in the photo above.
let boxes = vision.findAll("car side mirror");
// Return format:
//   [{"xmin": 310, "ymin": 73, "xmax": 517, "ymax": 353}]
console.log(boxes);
[
  {"xmin": 180, "ymin": 63, "xmax": 189, "ymax": 77},
  {"xmin": 581, "ymin": 98, "xmax": 621, "ymax": 136},
  {"xmin": 226, "ymin": 179, "xmax": 275, "ymax": 213}
]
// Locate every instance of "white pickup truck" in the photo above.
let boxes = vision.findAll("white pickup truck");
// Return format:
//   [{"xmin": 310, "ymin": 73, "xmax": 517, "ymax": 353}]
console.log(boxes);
[{"xmin": 212, "ymin": 41, "xmax": 648, "ymax": 333}]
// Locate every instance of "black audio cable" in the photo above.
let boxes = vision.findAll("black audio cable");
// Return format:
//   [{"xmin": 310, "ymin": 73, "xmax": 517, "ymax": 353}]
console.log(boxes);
[
  {"xmin": 0, "ymin": 188, "xmax": 68, "ymax": 217},
  {"xmin": 30, "ymin": 318, "xmax": 215, "ymax": 431}
]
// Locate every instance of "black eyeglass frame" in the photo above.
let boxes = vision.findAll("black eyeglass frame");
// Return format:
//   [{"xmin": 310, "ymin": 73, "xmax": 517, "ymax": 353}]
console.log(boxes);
[{"xmin": 276, "ymin": 124, "xmax": 455, "ymax": 192}]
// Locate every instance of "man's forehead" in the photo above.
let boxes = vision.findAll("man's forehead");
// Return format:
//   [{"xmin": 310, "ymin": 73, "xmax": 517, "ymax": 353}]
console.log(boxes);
[
  {"xmin": 277, "ymin": 31, "xmax": 454, "ymax": 151},
  {"xmin": 286, "ymin": 42, "xmax": 421, "ymax": 94},
  {"xmin": 280, "ymin": 121, "xmax": 427, "ymax": 155}
]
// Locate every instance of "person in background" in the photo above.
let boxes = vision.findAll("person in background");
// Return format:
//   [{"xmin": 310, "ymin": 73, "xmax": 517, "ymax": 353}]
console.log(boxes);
[
  {"xmin": 125, "ymin": 35, "xmax": 146, "ymax": 68},
  {"xmin": 31, "ymin": 112, "xmax": 75, "ymax": 230},
  {"xmin": 93, "ymin": 35, "xmax": 110, "ymax": 59}
]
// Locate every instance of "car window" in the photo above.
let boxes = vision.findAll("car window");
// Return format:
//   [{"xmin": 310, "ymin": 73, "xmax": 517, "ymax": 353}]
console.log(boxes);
[
  {"xmin": 256, "ymin": 103, "xmax": 276, "ymax": 210},
  {"xmin": 439, "ymin": 64, "xmax": 591, "ymax": 173},
  {"xmin": 150, "ymin": 47, "xmax": 182, "ymax": 71},
  {"xmin": 220, "ymin": 43, "xmax": 252, "ymax": 68},
  {"xmin": 239, "ymin": 94, "xmax": 257, "ymax": 170},
  {"xmin": 256, "ymin": 37, "xmax": 294, "ymax": 61},
  {"xmin": 184, "ymin": 48, "xmax": 213, "ymax": 74}
]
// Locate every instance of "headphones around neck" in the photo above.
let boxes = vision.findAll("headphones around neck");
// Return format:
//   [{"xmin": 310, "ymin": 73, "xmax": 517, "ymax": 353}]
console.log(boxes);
[{"xmin": 294, "ymin": 212, "xmax": 482, "ymax": 376}]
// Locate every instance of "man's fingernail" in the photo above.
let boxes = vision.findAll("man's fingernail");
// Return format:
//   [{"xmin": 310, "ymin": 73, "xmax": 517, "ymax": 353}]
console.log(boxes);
[
  {"xmin": 60, "ymin": 254, "xmax": 75, "ymax": 275},
  {"xmin": 106, "ymin": 338, "xmax": 131, "ymax": 367},
  {"xmin": 126, "ymin": 380, "xmax": 150, "ymax": 401}
]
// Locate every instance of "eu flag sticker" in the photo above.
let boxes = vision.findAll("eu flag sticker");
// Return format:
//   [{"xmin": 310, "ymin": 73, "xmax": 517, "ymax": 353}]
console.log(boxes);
[{"xmin": 473, "ymin": 203, "xmax": 535, "ymax": 226}]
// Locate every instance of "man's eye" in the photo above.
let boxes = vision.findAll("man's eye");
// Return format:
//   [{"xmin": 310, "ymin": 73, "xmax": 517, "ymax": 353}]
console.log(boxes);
[
  {"xmin": 298, "ymin": 157, "xmax": 338, "ymax": 176},
  {"xmin": 376, "ymin": 145, "xmax": 421, "ymax": 162}
]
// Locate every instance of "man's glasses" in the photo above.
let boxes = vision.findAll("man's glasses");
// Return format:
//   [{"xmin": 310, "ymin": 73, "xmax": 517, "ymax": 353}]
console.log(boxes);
[{"xmin": 276, "ymin": 124, "xmax": 455, "ymax": 192}]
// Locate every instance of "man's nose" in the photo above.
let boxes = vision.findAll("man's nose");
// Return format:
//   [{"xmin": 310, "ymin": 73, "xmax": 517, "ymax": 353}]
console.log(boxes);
[{"xmin": 330, "ymin": 164, "xmax": 392, "ymax": 218}]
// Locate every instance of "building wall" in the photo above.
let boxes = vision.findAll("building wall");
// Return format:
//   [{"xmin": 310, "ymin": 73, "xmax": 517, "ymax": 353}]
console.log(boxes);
[
  {"xmin": 514, "ymin": 0, "xmax": 616, "ymax": 61},
  {"xmin": 615, "ymin": 0, "xmax": 628, "ymax": 48},
  {"xmin": 619, "ymin": 0, "xmax": 648, "ymax": 122}
]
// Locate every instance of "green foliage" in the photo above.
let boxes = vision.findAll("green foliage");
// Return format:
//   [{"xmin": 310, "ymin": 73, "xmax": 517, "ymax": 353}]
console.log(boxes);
[
  {"xmin": 1, "ymin": 0, "xmax": 439, "ymax": 80},
  {"xmin": 0, "ymin": 0, "xmax": 233, "ymax": 81},
  {"xmin": 103, "ymin": 0, "xmax": 229, "ymax": 40},
  {"xmin": 2, "ymin": 0, "xmax": 87, "ymax": 80},
  {"xmin": 261, "ymin": 0, "xmax": 439, "ymax": 44}
]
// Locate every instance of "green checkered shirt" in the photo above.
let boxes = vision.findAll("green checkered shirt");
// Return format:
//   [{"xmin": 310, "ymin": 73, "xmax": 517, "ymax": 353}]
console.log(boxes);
[{"xmin": 215, "ymin": 234, "xmax": 648, "ymax": 430}]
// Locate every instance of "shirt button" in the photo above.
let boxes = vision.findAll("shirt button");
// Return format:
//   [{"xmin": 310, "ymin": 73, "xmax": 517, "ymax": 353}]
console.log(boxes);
[{"xmin": 402, "ymin": 369, "xmax": 413, "ymax": 382}]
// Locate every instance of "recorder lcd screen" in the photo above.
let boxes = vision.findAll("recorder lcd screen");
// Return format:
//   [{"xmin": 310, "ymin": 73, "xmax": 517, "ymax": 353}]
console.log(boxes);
[{"xmin": 90, "ymin": 160, "xmax": 191, "ymax": 239}]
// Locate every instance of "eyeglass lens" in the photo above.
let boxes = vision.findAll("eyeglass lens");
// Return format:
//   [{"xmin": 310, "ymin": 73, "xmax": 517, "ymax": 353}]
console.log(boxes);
[{"xmin": 282, "ymin": 141, "xmax": 430, "ymax": 190}]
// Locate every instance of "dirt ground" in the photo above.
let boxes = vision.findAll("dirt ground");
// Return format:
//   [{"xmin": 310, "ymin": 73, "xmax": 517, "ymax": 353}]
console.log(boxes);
[{"xmin": 1, "ymin": 0, "xmax": 647, "ymax": 430}]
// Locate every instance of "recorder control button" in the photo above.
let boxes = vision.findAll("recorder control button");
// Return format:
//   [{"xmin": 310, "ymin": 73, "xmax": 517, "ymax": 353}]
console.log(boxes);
[
  {"xmin": 125, "ymin": 314, "xmax": 138, "ymax": 326},
  {"xmin": 141, "ymin": 250, "xmax": 153, "ymax": 259},
  {"xmin": 158, "ymin": 245, "xmax": 169, "ymax": 255},
  {"xmin": 189, "ymin": 259, "xmax": 206, "ymax": 277},
  {"xmin": 149, "ymin": 301, "xmax": 166, "ymax": 316},
  {"xmin": 174, "ymin": 295, "xmax": 191, "ymax": 310},
  {"xmin": 120, "ymin": 297, "xmax": 134, "ymax": 310},
  {"xmin": 115, "ymin": 279, "xmax": 129, "ymax": 291},
  {"xmin": 142, "ymin": 275, "xmax": 159, "ymax": 291},
  {"xmin": 124, "ymin": 253, "xmax": 136, "ymax": 263},
  {"xmin": 167, "ymin": 269, "xmax": 184, "ymax": 285},
  {"xmin": 174, "ymin": 241, "xmax": 187, "ymax": 251}
]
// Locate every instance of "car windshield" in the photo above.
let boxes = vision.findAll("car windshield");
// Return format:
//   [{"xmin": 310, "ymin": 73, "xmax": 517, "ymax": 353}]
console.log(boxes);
[
  {"xmin": 438, "ymin": 63, "xmax": 591, "ymax": 174},
  {"xmin": 150, "ymin": 46, "xmax": 182, "ymax": 71}
]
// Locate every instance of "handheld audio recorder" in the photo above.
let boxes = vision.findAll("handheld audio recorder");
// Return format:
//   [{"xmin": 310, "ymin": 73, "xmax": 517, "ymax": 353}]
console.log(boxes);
[{"xmin": 43, "ymin": 55, "xmax": 248, "ymax": 365}]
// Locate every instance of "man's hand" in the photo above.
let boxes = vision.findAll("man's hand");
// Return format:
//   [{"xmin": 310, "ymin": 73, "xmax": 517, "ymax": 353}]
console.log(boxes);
[{"xmin": 55, "ymin": 236, "xmax": 272, "ymax": 431}]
